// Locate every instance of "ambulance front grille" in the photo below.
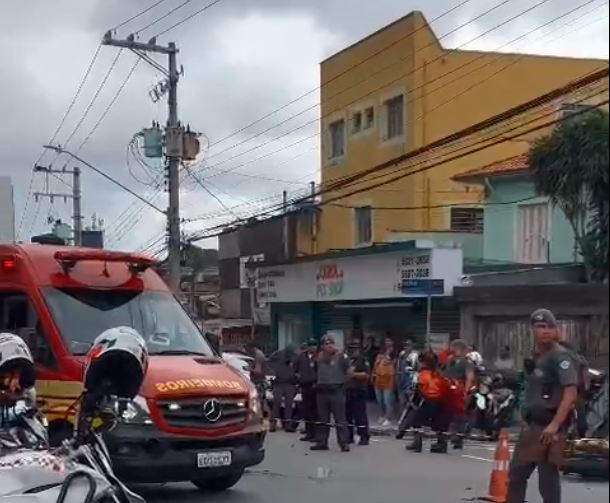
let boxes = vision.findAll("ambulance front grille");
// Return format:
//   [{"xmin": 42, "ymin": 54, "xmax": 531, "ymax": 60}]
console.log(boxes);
[{"xmin": 156, "ymin": 397, "xmax": 248, "ymax": 429}]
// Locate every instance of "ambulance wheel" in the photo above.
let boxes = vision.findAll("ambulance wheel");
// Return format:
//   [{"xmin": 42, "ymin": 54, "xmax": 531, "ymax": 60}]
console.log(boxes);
[
  {"xmin": 49, "ymin": 421, "xmax": 73, "ymax": 447},
  {"xmin": 192, "ymin": 471, "xmax": 244, "ymax": 492}
]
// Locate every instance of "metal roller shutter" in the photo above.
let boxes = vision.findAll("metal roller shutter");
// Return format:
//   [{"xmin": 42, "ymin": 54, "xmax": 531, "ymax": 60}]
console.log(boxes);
[
  {"xmin": 430, "ymin": 298, "xmax": 461, "ymax": 341},
  {"xmin": 315, "ymin": 303, "xmax": 355, "ymax": 347}
]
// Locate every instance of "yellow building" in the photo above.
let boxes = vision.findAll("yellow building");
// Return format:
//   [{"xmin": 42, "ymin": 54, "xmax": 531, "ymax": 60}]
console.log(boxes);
[{"xmin": 297, "ymin": 11, "xmax": 608, "ymax": 255}]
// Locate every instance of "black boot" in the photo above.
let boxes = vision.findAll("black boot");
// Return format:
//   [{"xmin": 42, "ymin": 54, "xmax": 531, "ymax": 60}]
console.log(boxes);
[
  {"xmin": 310, "ymin": 443, "xmax": 329, "ymax": 451},
  {"xmin": 406, "ymin": 431, "xmax": 424, "ymax": 453},
  {"xmin": 430, "ymin": 433, "xmax": 448, "ymax": 454},
  {"xmin": 452, "ymin": 434, "xmax": 464, "ymax": 450}
]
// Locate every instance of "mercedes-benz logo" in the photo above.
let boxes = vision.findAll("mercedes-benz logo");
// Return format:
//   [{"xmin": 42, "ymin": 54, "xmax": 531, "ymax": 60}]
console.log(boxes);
[{"xmin": 202, "ymin": 399, "xmax": 222, "ymax": 423}]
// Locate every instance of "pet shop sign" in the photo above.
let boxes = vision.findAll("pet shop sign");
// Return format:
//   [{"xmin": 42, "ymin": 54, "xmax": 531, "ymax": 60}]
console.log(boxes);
[{"xmin": 316, "ymin": 263, "xmax": 344, "ymax": 298}]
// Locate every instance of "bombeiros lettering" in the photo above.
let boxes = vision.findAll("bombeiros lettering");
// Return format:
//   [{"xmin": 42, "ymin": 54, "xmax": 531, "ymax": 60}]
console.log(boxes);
[{"xmin": 155, "ymin": 378, "xmax": 244, "ymax": 393}]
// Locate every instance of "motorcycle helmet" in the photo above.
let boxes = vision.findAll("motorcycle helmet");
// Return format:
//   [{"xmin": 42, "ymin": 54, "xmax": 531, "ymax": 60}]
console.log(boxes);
[
  {"xmin": 0, "ymin": 333, "xmax": 35, "ymax": 394},
  {"xmin": 84, "ymin": 327, "xmax": 148, "ymax": 400}
]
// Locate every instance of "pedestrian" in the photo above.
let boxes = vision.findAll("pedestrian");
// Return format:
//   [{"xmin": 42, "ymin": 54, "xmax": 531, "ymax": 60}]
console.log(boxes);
[
  {"xmin": 346, "ymin": 344, "xmax": 371, "ymax": 446},
  {"xmin": 396, "ymin": 340, "xmax": 418, "ymax": 410},
  {"xmin": 245, "ymin": 341, "xmax": 268, "ymax": 413},
  {"xmin": 296, "ymin": 339, "xmax": 319, "ymax": 441},
  {"xmin": 311, "ymin": 335, "xmax": 352, "ymax": 452},
  {"xmin": 444, "ymin": 339, "xmax": 477, "ymax": 449},
  {"xmin": 506, "ymin": 308, "xmax": 578, "ymax": 503},
  {"xmin": 268, "ymin": 345, "xmax": 298, "ymax": 432},
  {"xmin": 372, "ymin": 337, "xmax": 396, "ymax": 426},
  {"xmin": 494, "ymin": 345, "xmax": 516, "ymax": 371}
]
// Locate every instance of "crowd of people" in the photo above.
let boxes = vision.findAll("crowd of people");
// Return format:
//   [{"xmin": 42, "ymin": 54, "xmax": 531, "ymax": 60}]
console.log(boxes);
[{"xmin": 242, "ymin": 332, "xmax": 487, "ymax": 453}]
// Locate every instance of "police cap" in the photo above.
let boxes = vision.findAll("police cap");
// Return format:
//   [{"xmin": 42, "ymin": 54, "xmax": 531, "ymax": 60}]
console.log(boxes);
[{"xmin": 530, "ymin": 308, "xmax": 557, "ymax": 327}]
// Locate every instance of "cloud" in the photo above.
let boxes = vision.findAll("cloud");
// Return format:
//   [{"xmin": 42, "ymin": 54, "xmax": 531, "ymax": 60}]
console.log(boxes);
[{"xmin": 1, "ymin": 0, "xmax": 607, "ymax": 251}]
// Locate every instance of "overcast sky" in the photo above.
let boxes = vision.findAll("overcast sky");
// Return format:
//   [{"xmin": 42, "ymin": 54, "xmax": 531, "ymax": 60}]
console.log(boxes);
[{"xmin": 2, "ymin": 0, "xmax": 608, "ymax": 253}]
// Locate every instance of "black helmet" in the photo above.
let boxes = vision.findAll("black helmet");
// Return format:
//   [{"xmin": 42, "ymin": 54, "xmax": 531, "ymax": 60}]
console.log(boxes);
[{"xmin": 84, "ymin": 327, "xmax": 149, "ymax": 400}]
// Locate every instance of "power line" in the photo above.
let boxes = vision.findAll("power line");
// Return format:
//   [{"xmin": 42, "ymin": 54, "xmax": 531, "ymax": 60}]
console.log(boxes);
[
  {"xmin": 72, "ymin": 58, "xmax": 141, "ymax": 155},
  {"xmin": 202, "ymin": 0, "xmax": 549, "ymax": 166},
  {"xmin": 43, "ymin": 145, "xmax": 166, "ymax": 215},
  {"xmin": 185, "ymin": 1, "xmax": 607, "ymax": 204},
  {"xmin": 111, "ymin": 0, "xmax": 170, "ymax": 31},
  {"xmin": 136, "ymin": 0, "xmax": 197, "ymax": 33},
  {"xmin": 198, "ymin": 4, "xmax": 607, "ymax": 197},
  {"xmin": 185, "ymin": 78, "xmax": 609, "ymax": 242},
  {"xmin": 182, "ymin": 163, "xmax": 240, "ymax": 219},
  {"xmin": 154, "ymin": 0, "xmax": 226, "ymax": 37},
  {"xmin": 206, "ymin": 0, "xmax": 477, "ymax": 148}
]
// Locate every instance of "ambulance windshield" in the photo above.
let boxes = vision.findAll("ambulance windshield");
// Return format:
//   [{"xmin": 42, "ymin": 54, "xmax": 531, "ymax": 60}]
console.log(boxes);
[{"xmin": 42, "ymin": 287, "xmax": 215, "ymax": 356}]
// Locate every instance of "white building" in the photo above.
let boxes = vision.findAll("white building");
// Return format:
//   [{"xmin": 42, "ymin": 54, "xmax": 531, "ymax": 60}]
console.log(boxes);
[{"xmin": 0, "ymin": 176, "xmax": 15, "ymax": 243}]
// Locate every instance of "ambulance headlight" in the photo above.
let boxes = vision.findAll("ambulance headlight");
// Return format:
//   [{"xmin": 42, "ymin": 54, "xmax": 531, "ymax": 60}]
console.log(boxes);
[
  {"xmin": 248, "ymin": 387, "xmax": 261, "ymax": 417},
  {"xmin": 116, "ymin": 396, "xmax": 153, "ymax": 425}
]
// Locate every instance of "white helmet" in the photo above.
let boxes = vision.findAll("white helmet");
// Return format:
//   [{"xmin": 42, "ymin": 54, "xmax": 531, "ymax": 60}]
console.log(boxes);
[
  {"xmin": 0, "ymin": 333, "xmax": 35, "ymax": 392},
  {"xmin": 84, "ymin": 327, "xmax": 149, "ymax": 400}
]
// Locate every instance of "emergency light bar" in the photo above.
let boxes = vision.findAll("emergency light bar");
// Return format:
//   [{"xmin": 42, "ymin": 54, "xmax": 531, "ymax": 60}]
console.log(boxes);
[
  {"xmin": 0, "ymin": 256, "xmax": 17, "ymax": 271},
  {"xmin": 54, "ymin": 250, "xmax": 156, "ymax": 274}
]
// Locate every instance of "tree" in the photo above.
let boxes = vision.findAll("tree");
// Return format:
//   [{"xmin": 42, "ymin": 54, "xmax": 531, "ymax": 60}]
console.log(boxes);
[
  {"xmin": 528, "ymin": 109, "xmax": 609, "ymax": 282},
  {"xmin": 182, "ymin": 244, "xmax": 218, "ymax": 272}
]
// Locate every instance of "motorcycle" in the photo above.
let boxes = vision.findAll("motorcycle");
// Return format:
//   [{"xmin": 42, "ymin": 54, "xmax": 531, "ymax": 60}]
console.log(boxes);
[
  {"xmin": 471, "ymin": 371, "xmax": 521, "ymax": 439},
  {"xmin": 0, "ymin": 388, "xmax": 146, "ymax": 502},
  {"xmin": 0, "ymin": 328, "xmax": 149, "ymax": 503}
]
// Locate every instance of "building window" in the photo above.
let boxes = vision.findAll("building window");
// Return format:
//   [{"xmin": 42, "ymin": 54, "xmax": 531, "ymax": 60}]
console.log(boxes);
[
  {"xmin": 450, "ymin": 207, "xmax": 483, "ymax": 233},
  {"xmin": 364, "ymin": 106, "xmax": 375, "ymax": 129},
  {"xmin": 517, "ymin": 203, "xmax": 549, "ymax": 264},
  {"xmin": 559, "ymin": 103, "xmax": 595, "ymax": 122},
  {"xmin": 329, "ymin": 119, "xmax": 346, "ymax": 159},
  {"xmin": 351, "ymin": 111, "xmax": 362, "ymax": 134},
  {"xmin": 384, "ymin": 94, "xmax": 404, "ymax": 140},
  {"xmin": 354, "ymin": 206, "xmax": 373, "ymax": 246}
]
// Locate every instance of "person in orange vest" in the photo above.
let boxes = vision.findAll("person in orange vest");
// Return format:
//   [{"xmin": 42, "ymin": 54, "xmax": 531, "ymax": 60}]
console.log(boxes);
[{"xmin": 406, "ymin": 351, "xmax": 451, "ymax": 453}]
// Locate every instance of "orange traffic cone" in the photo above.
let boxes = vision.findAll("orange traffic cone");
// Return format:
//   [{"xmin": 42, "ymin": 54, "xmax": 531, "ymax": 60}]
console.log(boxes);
[{"xmin": 478, "ymin": 429, "xmax": 511, "ymax": 502}]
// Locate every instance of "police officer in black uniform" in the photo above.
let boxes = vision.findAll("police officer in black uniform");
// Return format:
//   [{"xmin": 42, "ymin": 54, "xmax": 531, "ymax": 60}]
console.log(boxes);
[
  {"xmin": 346, "ymin": 344, "xmax": 371, "ymax": 446},
  {"xmin": 311, "ymin": 335, "xmax": 352, "ymax": 452},
  {"xmin": 506, "ymin": 308, "xmax": 579, "ymax": 503},
  {"xmin": 296, "ymin": 339, "xmax": 319, "ymax": 441}
]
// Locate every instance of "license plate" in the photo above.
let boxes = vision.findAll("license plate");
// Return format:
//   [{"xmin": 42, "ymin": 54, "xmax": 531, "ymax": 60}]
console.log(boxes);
[{"xmin": 197, "ymin": 451, "xmax": 232, "ymax": 468}]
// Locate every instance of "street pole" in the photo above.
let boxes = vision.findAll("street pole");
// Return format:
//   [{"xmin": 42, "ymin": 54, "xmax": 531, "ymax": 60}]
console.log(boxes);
[
  {"xmin": 425, "ymin": 292, "xmax": 432, "ymax": 350},
  {"xmin": 166, "ymin": 42, "xmax": 182, "ymax": 293},
  {"xmin": 72, "ymin": 167, "xmax": 82, "ymax": 246},
  {"xmin": 102, "ymin": 32, "xmax": 182, "ymax": 292},
  {"xmin": 33, "ymin": 165, "xmax": 83, "ymax": 246}
]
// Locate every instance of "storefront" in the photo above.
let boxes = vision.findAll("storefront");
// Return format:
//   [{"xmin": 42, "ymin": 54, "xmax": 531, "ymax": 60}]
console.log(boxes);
[{"xmin": 255, "ymin": 242, "xmax": 464, "ymax": 351}]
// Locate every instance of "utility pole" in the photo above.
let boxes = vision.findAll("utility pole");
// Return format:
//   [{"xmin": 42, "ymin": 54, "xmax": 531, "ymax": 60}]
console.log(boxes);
[
  {"xmin": 33, "ymin": 165, "xmax": 83, "ymax": 246},
  {"xmin": 102, "ymin": 32, "xmax": 182, "ymax": 292}
]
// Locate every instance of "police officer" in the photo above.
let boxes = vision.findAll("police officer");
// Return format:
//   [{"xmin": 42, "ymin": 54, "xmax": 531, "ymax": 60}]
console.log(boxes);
[
  {"xmin": 268, "ymin": 345, "xmax": 298, "ymax": 432},
  {"xmin": 506, "ymin": 309, "xmax": 579, "ymax": 503},
  {"xmin": 311, "ymin": 335, "xmax": 352, "ymax": 452},
  {"xmin": 346, "ymin": 344, "xmax": 371, "ymax": 446},
  {"xmin": 296, "ymin": 339, "xmax": 319, "ymax": 441}
]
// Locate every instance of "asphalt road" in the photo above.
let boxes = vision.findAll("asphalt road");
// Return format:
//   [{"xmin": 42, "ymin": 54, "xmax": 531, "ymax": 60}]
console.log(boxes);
[{"xmin": 135, "ymin": 433, "xmax": 609, "ymax": 503}]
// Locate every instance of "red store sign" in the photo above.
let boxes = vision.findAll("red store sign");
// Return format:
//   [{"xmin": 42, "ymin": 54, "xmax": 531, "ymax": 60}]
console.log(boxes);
[{"xmin": 316, "ymin": 263, "xmax": 343, "ymax": 281}]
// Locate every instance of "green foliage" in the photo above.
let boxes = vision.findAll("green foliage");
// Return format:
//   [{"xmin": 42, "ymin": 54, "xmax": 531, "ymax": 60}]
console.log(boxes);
[
  {"xmin": 182, "ymin": 244, "xmax": 218, "ymax": 272},
  {"xmin": 528, "ymin": 109, "xmax": 609, "ymax": 282}
]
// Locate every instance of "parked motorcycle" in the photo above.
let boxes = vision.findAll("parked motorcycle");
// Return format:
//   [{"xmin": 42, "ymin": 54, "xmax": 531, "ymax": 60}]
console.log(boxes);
[{"xmin": 0, "ymin": 326, "xmax": 149, "ymax": 503}]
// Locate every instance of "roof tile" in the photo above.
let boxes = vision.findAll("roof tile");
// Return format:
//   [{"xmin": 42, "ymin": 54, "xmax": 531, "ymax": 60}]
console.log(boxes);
[{"xmin": 453, "ymin": 154, "xmax": 531, "ymax": 181}]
